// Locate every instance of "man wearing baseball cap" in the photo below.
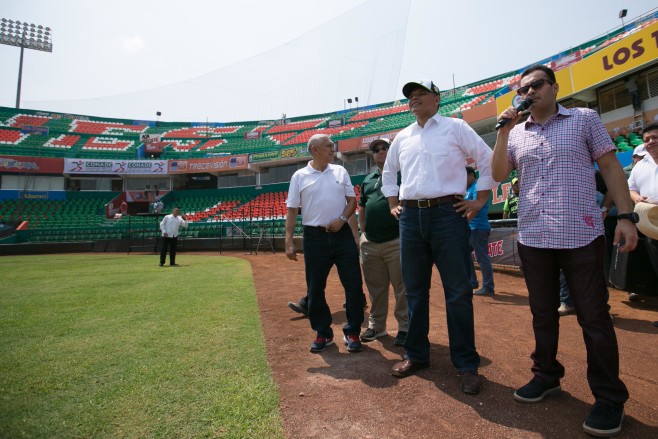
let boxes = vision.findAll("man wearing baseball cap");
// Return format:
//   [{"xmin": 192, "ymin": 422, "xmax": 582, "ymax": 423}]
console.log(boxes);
[
  {"xmin": 382, "ymin": 79, "xmax": 498, "ymax": 395},
  {"xmin": 358, "ymin": 138, "xmax": 408, "ymax": 346}
]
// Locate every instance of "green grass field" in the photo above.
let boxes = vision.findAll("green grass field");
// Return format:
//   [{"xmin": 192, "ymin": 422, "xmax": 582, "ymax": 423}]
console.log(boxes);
[{"xmin": 0, "ymin": 254, "xmax": 284, "ymax": 438}]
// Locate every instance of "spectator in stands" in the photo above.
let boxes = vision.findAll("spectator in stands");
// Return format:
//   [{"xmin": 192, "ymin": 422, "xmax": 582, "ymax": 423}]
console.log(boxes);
[
  {"xmin": 623, "ymin": 145, "xmax": 646, "ymax": 176},
  {"xmin": 627, "ymin": 123, "xmax": 658, "ymax": 297},
  {"xmin": 502, "ymin": 177, "xmax": 519, "ymax": 219},
  {"xmin": 382, "ymin": 79, "xmax": 497, "ymax": 395},
  {"xmin": 358, "ymin": 138, "xmax": 408, "ymax": 346},
  {"xmin": 466, "ymin": 166, "xmax": 494, "ymax": 296},
  {"xmin": 285, "ymin": 133, "xmax": 364, "ymax": 354},
  {"xmin": 120, "ymin": 201, "xmax": 128, "ymax": 215},
  {"xmin": 159, "ymin": 206, "xmax": 188, "ymax": 266},
  {"xmin": 491, "ymin": 64, "xmax": 637, "ymax": 437},
  {"xmin": 153, "ymin": 199, "xmax": 164, "ymax": 214},
  {"xmin": 624, "ymin": 76, "xmax": 641, "ymax": 112}
]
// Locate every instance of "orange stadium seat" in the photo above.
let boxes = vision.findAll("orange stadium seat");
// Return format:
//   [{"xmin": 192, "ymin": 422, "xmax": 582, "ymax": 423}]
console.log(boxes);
[
  {"xmin": 71, "ymin": 120, "xmax": 147, "ymax": 136},
  {"xmin": 7, "ymin": 114, "xmax": 51, "ymax": 127},
  {"xmin": 82, "ymin": 136, "xmax": 134, "ymax": 151},
  {"xmin": 350, "ymin": 104, "xmax": 408, "ymax": 122},
  {"xmin": 44, "ymin": 134, "xmax": 80, "ymax": 148},
  {"xmin": 198, "ymin": 139, "xmax": 228, "ymax": 150},
  {"xmin": 0, "ymin": 129, "xmax": 27, "ymax": 144},
  {"xmin": 162, "ymin": 126, "xmax": 243, "ymax": 138},
  {"xmin": 265, "ymin": 119, "xmax": 327, "ymax": 135}
]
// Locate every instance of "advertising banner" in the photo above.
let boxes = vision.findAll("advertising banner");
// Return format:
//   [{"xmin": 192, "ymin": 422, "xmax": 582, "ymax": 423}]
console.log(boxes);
[
  {"xmin": 327, "ymin": 119, "xmax": 344, "ymax": 128},
  {"xmin": 106, "ymin": 193, "xmax": 127, "ymax": 219},
  {"xmin": 0, "ymin": 190, "xmax": 61, "ymax": 200},
  {"xmin": 20, "ymin": 125, "xmax": 49, "ymax": 135},
  {"xmin": 486, "ymin": 227, "xmax": 521, "ymax": 267},
  {"xmin": 249, "ymin": 151, "xmax": 279, "ymax": 163},
  {"xmin": 338, "ymin": 130, "xmax": 401, "ymax": 153},
  {"xmin": 64, "ymin": 159, "xmax": 167, "ymax": 175},
  {"xmin": 360, "ymin": 131, "xmax": 400, "ymax": 149},
  {"xmin": 280, "ymin": 147, "xmax": 300, "ymax": 160},
  {"xmin": 168, "ymin": 155, "xmax": 248, "ymax": 174},
  {"xmin": 572, "ymin": 22, "xmax": 658, "ymax": 92},
  {"xmin": 141, "ymin": 133, "xmax": 167, "ymax": 153},
  {"xmin": 0, "ymin": 155, "xmax": 64, "ymax": 174}
]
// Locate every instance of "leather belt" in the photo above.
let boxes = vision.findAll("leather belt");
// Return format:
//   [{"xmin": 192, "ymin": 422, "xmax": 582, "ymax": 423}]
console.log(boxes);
[
  {"xmin": 401, "ymin": 195, "xmax": 459, "ymax": 208},
  {"xmin": 304, "ymin": 225, "xmax": 327, "ymax": 232}
]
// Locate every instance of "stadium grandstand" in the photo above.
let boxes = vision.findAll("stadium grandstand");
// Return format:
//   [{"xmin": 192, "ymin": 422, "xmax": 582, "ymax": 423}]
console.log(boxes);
[{"xmin": 1, "ymin": 10, "xmax": 657, "ymax": 254}]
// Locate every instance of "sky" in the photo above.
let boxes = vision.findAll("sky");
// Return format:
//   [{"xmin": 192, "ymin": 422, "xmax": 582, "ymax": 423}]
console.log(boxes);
[{"xmin": 0, "ymin": 0, "xmax": 652, "ymax": 122}]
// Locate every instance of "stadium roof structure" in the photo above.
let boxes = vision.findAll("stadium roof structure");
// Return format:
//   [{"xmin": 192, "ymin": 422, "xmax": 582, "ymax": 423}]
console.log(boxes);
[{"xmin": 0, "ymin": 10, "xmax": 657, "ymax": 165}]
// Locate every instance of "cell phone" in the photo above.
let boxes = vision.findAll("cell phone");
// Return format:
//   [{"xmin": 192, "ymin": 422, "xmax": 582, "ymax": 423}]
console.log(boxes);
[{"xmin": 608, "ymin": 240, "xmax": 628, "ymax": 289}]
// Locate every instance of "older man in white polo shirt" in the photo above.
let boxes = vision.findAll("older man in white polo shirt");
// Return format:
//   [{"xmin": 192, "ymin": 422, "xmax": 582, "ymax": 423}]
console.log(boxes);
[{"xmin": 285, "ymin": 133, "xmax": 364, "ymax": 354}]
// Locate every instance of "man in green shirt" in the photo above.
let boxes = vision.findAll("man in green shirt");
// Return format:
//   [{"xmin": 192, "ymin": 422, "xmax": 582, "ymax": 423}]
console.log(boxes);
[{"xmin": 359, "ymin": 138, "xmax": 408, "ymax": 346}]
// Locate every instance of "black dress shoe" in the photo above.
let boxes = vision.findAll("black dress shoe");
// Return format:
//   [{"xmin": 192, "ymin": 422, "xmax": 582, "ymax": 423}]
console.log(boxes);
[
  {"xmin": 459, "ymin": 370, "xmax": 482, "ymax": 394},
  {"xmin": 391, "ymin": 358, "xmax": 429, "ymax": 377}
]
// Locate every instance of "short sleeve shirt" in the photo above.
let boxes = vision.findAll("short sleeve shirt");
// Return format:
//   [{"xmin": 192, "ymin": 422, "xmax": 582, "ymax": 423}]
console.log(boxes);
[
  {"xmin": 466, "ymin": 181, "xmax": 490, "ymax": 230},
  {"xmin": 286, "ymin": 162, "xmax": 355, "ymax": 227},
  {"xmin": 507, "ymin": 105, "xmax": 615, "ymax": 249},
  {"xmin": 359, "ymin": 169, "xmax": 400, "ymax": 243}
]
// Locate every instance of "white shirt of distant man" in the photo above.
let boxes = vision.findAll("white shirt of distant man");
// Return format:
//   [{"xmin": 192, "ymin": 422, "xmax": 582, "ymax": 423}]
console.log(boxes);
[{"xmin": 159, "ymin": 207, "xmax": 188, "ymax": 266}]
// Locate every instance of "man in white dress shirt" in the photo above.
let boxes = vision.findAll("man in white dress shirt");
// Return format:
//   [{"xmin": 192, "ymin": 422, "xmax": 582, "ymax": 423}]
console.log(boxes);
[
  {"xmin": 381, "ymin": 80, "xmax": 497, "ymax": 394},
  {"xmin": 159, "ymin": 206, "xmax": 188, "ymax": 266}
]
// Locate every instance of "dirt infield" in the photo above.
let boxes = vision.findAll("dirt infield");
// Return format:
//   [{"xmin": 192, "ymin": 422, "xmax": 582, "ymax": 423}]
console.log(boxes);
[{"xmin": 239, "ymin": 252, "xmax": 657, "ymax": 439}]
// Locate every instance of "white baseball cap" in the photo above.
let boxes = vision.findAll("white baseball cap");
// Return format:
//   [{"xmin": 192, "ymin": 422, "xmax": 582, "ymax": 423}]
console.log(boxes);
[
  {"xmin": 633, "ymin": 145, "xmax": 646, "ymax": 157},
  {"xmin": 402, "ymin": 80, "xmax": 440, "ymax": 98}
]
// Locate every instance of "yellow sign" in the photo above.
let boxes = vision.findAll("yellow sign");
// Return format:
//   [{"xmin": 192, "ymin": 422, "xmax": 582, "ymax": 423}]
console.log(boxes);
[
  {"xmin": 572, "ymin": 22, "xmax": 658, "ymax": 91},
  {"xmin": 496, "ymin": 22, "xmax": 658, "ymax": 115}
]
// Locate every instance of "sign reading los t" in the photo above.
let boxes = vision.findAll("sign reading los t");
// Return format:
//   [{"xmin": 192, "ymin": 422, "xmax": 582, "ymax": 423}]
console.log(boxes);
[{"xmin": 602, "ymin": 30, "xmax": 658, "ymax": 71}]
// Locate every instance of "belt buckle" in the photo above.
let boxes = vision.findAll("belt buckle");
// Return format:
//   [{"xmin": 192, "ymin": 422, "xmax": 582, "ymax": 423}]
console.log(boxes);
[{"xmin": 418, "ymin": 199, "xmax": 430, "ymax": 208}]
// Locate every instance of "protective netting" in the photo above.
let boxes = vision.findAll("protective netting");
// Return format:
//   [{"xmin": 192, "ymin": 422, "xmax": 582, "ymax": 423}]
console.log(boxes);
[{"xmin": 27, "ymin": 0, "xmax": 411, "ymax": 123}]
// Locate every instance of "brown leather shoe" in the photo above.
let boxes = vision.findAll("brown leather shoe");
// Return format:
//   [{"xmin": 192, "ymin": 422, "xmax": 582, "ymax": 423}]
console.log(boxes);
[
  {"xmin": 391, "ymin": 358, "xmax": 429, "ymax": 377},
  {"xmin": 459, "ymin": 370, "xmax": 482, "ymax": 394}
]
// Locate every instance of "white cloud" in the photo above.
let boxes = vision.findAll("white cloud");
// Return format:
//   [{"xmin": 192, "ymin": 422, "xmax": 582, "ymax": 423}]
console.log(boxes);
[{"xmin": 119, "ymin": 35, "xmax": 145, "ymax": 53}]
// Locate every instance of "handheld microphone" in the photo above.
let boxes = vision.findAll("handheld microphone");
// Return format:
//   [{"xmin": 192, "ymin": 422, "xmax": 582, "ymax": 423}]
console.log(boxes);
[{"xmin": 495, "ymin": 97, "xmax": 533, "ymax": 130}]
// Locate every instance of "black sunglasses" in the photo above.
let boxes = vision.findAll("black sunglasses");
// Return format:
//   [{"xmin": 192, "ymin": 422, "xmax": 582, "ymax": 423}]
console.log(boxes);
[
  {"xmin": 372, "ymin": 145, "xmax": 389, "ymax": 153},
  {"xmin": 517, "ymin": 77, "xmax": 554, "ymax": 96}
]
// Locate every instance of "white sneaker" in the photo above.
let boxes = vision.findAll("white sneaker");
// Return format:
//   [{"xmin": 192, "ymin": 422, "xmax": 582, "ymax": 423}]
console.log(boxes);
[{"xmin": 558, "ymin": 303, "xmax": 575, "ymax": 316}]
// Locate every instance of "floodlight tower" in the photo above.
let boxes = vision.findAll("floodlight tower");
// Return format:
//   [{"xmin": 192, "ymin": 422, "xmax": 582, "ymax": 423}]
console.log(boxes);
[{"xmin": 0, "ymin": 18, "xmax": 53, "ymax": 109}]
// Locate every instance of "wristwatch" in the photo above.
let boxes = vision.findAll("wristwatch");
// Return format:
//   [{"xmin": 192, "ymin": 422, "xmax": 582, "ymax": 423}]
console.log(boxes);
[
  {"xmin": 340, "ymin": 215, "xmax": 348, "ymax": 222},
  {"xmin": 617, "ymin": 212, "xmax": 639, "ymax": 224}
]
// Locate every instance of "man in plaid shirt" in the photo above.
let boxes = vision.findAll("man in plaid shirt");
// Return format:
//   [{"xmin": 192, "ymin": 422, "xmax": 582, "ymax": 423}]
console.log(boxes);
[{"xmin": 491, "ymin": 65, "xmax": 638, "ymax": 437}]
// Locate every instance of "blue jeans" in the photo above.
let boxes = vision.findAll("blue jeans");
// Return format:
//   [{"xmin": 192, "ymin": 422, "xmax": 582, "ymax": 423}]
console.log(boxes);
[
  {"xmin": 302, "ymin": 223, "xmax": 364, "ymax": 339},
  {"xmin": 399, "ymin": 202, "xmax": 480, "ymax": 371},
  {"xmin": 469, "ymin": 228, "xmax": 494, "ymax": 292},
  {"xmin": 559, "ymin": 271, "xmax": 573, "ymax": 307}
]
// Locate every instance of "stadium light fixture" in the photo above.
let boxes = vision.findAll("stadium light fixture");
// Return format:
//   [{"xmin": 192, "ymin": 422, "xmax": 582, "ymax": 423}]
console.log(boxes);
[
  {"xmin": 618, "ymin": 9, "xmax": 627, "ymax": 26},
  {"xmin": 0, "ymin": 18, "xmax": 53, "ymax": 109}
]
